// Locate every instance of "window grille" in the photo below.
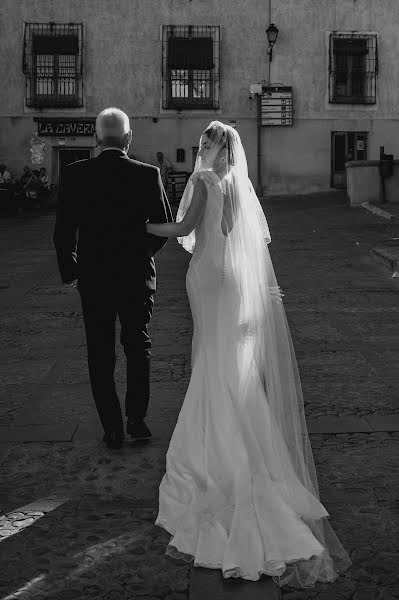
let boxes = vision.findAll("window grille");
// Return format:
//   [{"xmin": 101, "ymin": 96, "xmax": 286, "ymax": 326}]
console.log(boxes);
[
  {"xmin": 23, "ymin": 22, "xmax": 83, "ymax": 108},
  {"xmin": 329, "ymin": 33, "xmax": 378, "ymax": 104},
  {"xmin": 162, "ymin": 25, "xmax": 220, "ymax": 110}
]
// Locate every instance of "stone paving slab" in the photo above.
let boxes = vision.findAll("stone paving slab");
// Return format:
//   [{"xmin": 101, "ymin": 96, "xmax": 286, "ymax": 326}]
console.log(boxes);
[
  {"xmin": 300, "ymin": 377, "xmax": 398, "ymax": 419},
  {"xmin": 0, "ymin": 424, "xmax": 77, "ymax": 442},
  {"xmin": 328, "ymin": 309, "xmax": 399, "ymax": 345},
  {"xmin": 365, "ymin": 414, "xmax": 399, "ymax": 432},
  {"xmin": 307, "ymin": 417, "xmax": 373, "ymax": 434},
  {"xmin": 362, "ymin": 349, "xmax": 399, "ymax": 381},
  {"xmin": 0, "ymin": 383, "xmax": 33, "ymax": 426},
  {"xmin": 0, "ymin": 443, "xmax": 11, "ymax": 463},
  {"xmin": 189, "ymin": 567, "xmax": 282, "ymax": 600},
  {"xmin": 72, "ymin": 418, "xmax": 178, "ymax": 443},
  {"xmin": 13, "ymin": 384, "xmax": 96, "ymax": 426},
  {"xmin": 0, "ymin": 261, "xmax": 58, "ymax": 309},
  {"xmin": 0, "ymin": 357, "xmax": 57, "ymax": 385},
  {"xmin": 0, "ymin": 309, "xmax": 83, "ymax": 352},
  {"xmin": 297, "ymin": 350, "xmax": 377, "ymax": 380}
]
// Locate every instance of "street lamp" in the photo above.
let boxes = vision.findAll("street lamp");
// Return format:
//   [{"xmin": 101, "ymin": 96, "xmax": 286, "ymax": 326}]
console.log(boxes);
[{"xmin": 266, "ymin": 23, "xmax": 279, "ymax": 61}]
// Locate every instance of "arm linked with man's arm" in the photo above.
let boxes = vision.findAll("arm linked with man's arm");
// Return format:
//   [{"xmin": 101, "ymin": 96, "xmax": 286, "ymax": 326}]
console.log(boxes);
[
  {"xmin": 53, "ymin": 164, "xmax": 79, "ymax": 284},
  {"xmin": 145, "ymin": 167, "xmax": 174, "ymax": 256}
]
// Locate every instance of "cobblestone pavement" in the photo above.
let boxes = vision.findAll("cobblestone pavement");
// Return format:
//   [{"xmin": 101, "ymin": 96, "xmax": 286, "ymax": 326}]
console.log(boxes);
[{"xmin": 0, "ymin": 193, "xmax": 398, "ymax": 600}]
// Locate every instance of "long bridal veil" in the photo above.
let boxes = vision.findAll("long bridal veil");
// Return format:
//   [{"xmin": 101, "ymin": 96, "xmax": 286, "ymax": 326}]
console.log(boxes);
[{"xmin": 175, "ymin": 121, "xmax": 351, "ymax": 588}]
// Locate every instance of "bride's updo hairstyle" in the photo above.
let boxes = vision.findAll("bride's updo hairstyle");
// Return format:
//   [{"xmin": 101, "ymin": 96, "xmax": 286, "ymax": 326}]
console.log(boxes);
[{"xmin": 203, "ymin": 121, "xmax": 236, "ymax": 167}]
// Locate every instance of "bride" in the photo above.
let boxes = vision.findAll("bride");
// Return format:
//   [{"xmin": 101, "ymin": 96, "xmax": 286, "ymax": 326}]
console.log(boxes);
[{"xmin": 146, "ymin": 121, "xmax": 351, "ymax": 588}]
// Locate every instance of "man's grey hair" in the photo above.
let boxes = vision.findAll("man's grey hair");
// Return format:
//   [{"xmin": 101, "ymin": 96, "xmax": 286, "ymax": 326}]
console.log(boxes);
[{"xmin": 95, "ymin": 107, "xmax": 131, "ymax": 148}]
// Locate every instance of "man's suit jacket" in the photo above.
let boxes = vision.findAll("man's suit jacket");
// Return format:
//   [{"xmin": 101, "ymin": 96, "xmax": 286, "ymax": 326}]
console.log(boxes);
[{"xmin": 53, "ymin": 149, "xmax": 173, "ymax": 294}]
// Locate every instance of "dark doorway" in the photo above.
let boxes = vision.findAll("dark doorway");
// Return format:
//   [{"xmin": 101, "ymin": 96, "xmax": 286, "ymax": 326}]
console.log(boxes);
[
  {"xmin": 331, "ymin": 131, "xmax": 368, "ymax": 188},
  {"xmin": 58, "ymin": 147, "xmax": 92, "ymax": 187}
]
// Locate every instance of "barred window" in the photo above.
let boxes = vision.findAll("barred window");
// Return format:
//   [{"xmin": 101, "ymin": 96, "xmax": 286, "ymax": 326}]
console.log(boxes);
[
  {"xmin": 23, "ymin": 23, "xmax": 83, "ymax": 108},
  {"xmin": 162, "ymin": 26, "xmax": 220, "ymax": 110},
  {"xmin": 329, "ymin": 33, "xmax": 378, "ymax": 104}
]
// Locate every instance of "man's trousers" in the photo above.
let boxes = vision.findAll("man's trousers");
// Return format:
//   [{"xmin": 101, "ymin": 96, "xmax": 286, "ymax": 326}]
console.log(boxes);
[{"xmin": 78, "ymin": 279, "xmax": 154, "ymax": 436}]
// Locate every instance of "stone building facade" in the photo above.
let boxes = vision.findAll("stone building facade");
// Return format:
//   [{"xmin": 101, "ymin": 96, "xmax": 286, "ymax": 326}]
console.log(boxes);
[{"xmin": 0, "ymin": 0, "xmax": 397, "ymax": 195}]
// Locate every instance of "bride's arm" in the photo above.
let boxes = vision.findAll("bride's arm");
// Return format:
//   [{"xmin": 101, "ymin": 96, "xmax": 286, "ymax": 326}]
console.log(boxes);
[{"xmin": 146, "ymin": 179, "xmax": 207, "ymax": 237}]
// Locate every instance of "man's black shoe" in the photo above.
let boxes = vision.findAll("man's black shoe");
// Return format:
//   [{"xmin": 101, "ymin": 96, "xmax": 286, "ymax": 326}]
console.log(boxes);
[
  {"xmin": 103, "ymin": 431, "xmax": 123, "ymax": 443},
  {"xmin": 103, "ymin": 431, "xmax": 124, "ymax": 449},
  {"xmin": 126, "ymin": 418, "xmax": 152, "ymax": 439}
]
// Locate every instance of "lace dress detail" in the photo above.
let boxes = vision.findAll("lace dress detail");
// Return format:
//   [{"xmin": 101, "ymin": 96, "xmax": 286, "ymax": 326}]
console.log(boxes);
[{"xmin": 221, "ymin": 238, "xmax": 226, "ymax": 286}]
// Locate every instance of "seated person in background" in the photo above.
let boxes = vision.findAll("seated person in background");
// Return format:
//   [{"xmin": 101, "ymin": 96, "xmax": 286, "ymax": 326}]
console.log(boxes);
[
  {"xmin": 18, "ymin": 167, "xmax": 41, "ymax": 208},
  {"xmin": 0, "ymin": 163, "xmax": 13, "ymax": 212},
  {"xmin": 29, "ymin": 170, "xmax": 43, "ymax": 207},
  {"xmin": 28, "ymin": 170, "xmax": 42, "ymax": 188},
  {"xmin": 13, "ymin": 166, "xmax": 31, "ymax": 211},
  {"xmin": 39, "ymin": 167, "xmax": 50, "ymax": 189},
  {"xmin": 38, "ymin": 167, "xmax": 51, "ymax": 206},
  {"xmin": 0, "ymin": 163, "xmax": 12, "ymax": 188},
  {"xmin": 156, "ymin": 151, "xmax": 172, "ymax": 188},
  {"xmin": 20, "ymin": 166, "xmax": 31, "ymax": 188}
]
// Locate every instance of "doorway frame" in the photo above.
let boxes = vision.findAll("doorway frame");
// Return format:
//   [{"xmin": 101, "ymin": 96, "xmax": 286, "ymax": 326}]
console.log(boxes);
[
  {"xmin": 330, "ymin": 131, "xmax": 369, "ymax": 188},
  {"xmin": 56, "ymin": 146, "xmax": 93, "ymax": 185}
]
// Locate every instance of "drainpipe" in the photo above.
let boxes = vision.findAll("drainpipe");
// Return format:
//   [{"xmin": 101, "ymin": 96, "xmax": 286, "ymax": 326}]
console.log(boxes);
[
  {"xmin": 256, "ymin": 0, "xmax": 272, "ymax": 196},
  {"xmin": 256, "ymin": 94, "xmax": 263, "ymax": 196},
  {"xmin": 380, "ymin": 146, "xmax": 386, "ymax": 204}
]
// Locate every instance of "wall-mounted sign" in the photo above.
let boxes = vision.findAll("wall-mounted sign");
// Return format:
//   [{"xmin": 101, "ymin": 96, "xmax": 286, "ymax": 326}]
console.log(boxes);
[
  {"xmin": 34, "ymin": 118, "xmax": 96, "ymax": 137},
  {"xmin": 261, "ymin": 86, "xmax": 293, "ymax": 127},
  {"xmin": 356, "ymin": 140, "xmax": 365, "ymax": 151},
  {"xmin": 29, "ymin": 132, "xmax": 46, "ymax": 164}
]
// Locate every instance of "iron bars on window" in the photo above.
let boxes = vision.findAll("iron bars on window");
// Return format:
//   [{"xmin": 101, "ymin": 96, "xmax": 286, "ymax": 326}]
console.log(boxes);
[
  {"xmin": 329, "ymin": 32, "xmax": 378, "ymax": 104},
  {"xmin": 162, "ymin": 25, "xmax": 220, "ymax": 110},
  {"xmin": 23, "ymin": 22, "xmax": 83, "ymax": 108}
]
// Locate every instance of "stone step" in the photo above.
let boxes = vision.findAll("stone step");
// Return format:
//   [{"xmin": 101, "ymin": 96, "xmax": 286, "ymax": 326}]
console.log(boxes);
[{"xmin": 370, "ymin": 245, "xmax": 399, "ymax": 272}]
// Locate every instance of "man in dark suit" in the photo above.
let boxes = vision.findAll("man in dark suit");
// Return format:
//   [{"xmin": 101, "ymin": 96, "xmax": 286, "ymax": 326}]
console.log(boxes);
[{"xmin": 53, "ymin": 107, "xmax": 173, "ymax": 449}]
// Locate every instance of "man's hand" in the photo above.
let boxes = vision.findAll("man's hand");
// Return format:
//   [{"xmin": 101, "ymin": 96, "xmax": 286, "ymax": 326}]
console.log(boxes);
[{"xmin": 63, "ymin": 279, "xmax": 78, "ymax": 289}]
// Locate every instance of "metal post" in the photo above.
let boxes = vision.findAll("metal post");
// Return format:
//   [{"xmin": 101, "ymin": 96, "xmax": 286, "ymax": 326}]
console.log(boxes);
[
  {"xmin": 380, "ymin": 145, "xmax": 386, "ymax": 205},
  {"xmin": 171, "ymin": 175, "xmax": 176, "ymax": 204},
  {"xmin": 256, "ymin": 93, "xmax": 263, "ymax": 196}
]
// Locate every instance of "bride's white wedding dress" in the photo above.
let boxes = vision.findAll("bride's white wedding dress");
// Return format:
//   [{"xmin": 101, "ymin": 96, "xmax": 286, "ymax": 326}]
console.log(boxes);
[{"xmin": 155, "ymin": 126, "xmax": 351, "ymax": 589}]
